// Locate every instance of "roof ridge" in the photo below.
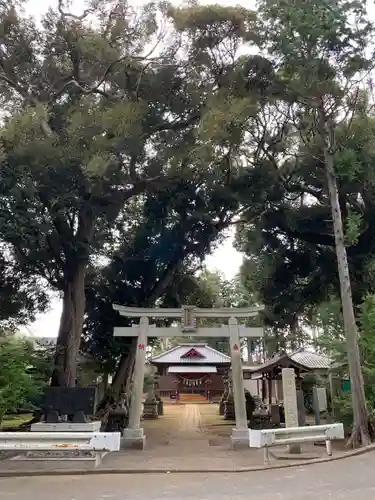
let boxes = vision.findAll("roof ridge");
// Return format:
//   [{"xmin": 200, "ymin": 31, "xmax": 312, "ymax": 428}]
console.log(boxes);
[
  {"xmin": 202, "ymin": 344, "xmax": 231, "ymax": 360},
  {"xmin": 151, "ymin": 344, "xmax": 181, "ymax": 360},
  {"xmin": 150, "ymin": 343, "xmax": 231, "ymax": 364}
]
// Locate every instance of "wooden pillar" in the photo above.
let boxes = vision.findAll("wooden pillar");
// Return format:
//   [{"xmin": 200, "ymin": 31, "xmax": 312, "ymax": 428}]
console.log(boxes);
[
  {"xmin": 262, "ymin": 377, "xmax": 266, "ymax": 402},
  {"xmin": 268, "ymin": 376, "xmax": 272, "ymax": 405}
]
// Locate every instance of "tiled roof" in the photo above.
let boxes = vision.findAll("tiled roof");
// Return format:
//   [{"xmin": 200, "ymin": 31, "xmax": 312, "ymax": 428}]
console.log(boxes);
[
  {"xmin": 243, "ymin": 350, "xmax": 332, "ymax": 374},
  {"xmin": 151, "ymin": 344, "xmax": 231, "ymax": 364},
  {"xmin": 291, "ymin": 351, "xmax": 331, "ymax": 370}
]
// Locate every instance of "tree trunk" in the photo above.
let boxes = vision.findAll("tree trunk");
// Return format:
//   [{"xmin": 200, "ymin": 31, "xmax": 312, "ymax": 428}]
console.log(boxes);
[
  {"xmin": 110, "ymin": 339, "xmax": 137, "ymax": 402},
  {"xmin": 95, "ymin": 339, "xmax": 137, "ymax": 420},
  {"xmin": 51, "ymin": 261, "xmax": 87, "ymax": 388},
  {"xmin": 324, "ymin": 146, "xmax": 372, "ymax": 447},
  {"xmin": 97, "ymin": 257, "xmax": 183, "ymax": 411}
]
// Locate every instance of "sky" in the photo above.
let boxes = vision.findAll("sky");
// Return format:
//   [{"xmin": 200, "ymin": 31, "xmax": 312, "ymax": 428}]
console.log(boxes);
[{"xmin": 20, "ymin": 0, "xmax": 246, "ymax": 337}]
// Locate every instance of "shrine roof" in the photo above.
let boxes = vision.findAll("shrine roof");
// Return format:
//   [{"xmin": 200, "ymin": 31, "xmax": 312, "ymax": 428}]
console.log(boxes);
[
  {"xmin": 151, "ymin": 344, "xmax": 231, "ymax": 365},
  {"xmin": 243, "ymin": 350, "xmax": 331, "ymax": 376}
]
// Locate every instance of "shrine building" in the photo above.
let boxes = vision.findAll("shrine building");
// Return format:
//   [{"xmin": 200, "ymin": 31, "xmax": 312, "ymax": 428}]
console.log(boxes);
[{"xmin": 151, "ymin": 344, "xmax": 231, "ymax": 402}]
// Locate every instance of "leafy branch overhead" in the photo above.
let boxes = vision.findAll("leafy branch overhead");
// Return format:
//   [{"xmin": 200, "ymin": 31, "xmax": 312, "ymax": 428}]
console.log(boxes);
[{"xmin": 0, "ymin": 0, "xmax": 264, "ymax": 386}]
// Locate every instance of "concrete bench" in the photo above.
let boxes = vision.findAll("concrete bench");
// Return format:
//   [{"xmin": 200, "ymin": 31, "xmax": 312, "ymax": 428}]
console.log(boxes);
[
  {"xmin": 249, "ymin": 423, "xmax": 344, "ymax": 463},
  {"xmin": 0, "ymin": 431, "xmax": 121, "ymax": 467}
]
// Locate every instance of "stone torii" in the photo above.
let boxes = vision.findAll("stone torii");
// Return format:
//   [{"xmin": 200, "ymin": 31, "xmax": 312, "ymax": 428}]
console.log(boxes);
[{"xmin": 113, "ymin": 304, "xmax": 264, "ymax": 449}]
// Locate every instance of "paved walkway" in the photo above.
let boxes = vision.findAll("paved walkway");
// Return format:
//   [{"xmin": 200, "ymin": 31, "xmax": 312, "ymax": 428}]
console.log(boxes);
[
  {"xmin": 1, "ymin": 451, "xmax": 375, "ymax": 499},
  {"xmin": 0, "ymin": 404, "xmax": 345, "ymax": 473}
]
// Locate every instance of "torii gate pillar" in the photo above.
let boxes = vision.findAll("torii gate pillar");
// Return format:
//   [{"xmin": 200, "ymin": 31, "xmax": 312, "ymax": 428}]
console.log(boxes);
[{"xmin": 122, "ymin": 317, "xmax": 148, "ymax": 449}]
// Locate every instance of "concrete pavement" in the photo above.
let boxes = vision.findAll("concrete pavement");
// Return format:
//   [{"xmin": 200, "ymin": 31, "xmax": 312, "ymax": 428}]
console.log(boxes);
[{"xmin": 1, "ymin": 451, "xmax": 375, "ymax": 499}]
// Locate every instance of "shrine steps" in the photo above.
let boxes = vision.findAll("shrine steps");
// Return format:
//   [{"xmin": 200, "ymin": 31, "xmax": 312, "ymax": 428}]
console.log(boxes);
[{"xmin": 178, "ymin": 394, "xmax": 208, "ymax": 404}]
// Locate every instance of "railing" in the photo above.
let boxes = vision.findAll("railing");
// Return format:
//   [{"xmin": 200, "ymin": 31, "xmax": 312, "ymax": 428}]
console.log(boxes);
[
  {"xmin": 249, "ymin": 423, "xmax": 344, "ymax": 463},
  {"xmin": 0, "ymin": 431, "xmax": 121, "ymax": 467}
]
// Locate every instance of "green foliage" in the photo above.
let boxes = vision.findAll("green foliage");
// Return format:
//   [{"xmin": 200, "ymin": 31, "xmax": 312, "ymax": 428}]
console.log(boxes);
[
  {"xmin": 0, "ymin": 250, "xmax": 48, "ymax": 330},
  {"xmin": 316, "ymin": 295, "xmax": 375, "ymax": 428},
  {"xmin": 344, "ymin": 210, "xmax": 363, "ymax": 246},
  {"xmin": 84, "ymin": 180, "xmax": 240, "ymax": 372},
  {"xmin": 226, "ymin": 4, "xmax": 375, "ymax": 421},
  {"xmin": 0, "ymin": 337, "xmax": 46, "ymax": 423},
  {"xmin": 0, "ymin": 0, "xmax": 265, "ymax": 384}
]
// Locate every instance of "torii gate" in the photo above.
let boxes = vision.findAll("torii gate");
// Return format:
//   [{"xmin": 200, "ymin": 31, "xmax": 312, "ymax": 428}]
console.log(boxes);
[{"xmin": 113, "ymin": 304, "xmax": 264, "ymax": 449}]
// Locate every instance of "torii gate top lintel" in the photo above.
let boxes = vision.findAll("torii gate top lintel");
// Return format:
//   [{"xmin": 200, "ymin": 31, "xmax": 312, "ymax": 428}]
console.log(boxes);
[
  {"xmin": 112, "ymin": 304, "xmax": 264, "ymax": 319},
  {"xmin": 113, "ymin": 304, "xmax": 264, "ymax": 335}
]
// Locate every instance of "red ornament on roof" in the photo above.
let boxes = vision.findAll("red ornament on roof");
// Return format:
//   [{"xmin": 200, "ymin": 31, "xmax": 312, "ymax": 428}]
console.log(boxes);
[{"xmin": 180, "ymin": 348, "xmax": 205, "ymax": 359}]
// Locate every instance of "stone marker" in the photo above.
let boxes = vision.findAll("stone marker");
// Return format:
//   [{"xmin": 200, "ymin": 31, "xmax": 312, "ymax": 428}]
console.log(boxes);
[
  {"xmin": 312, "ymin": 386, "xmax": 327, "ymax": 425},
  {"xmin": 40, "ymin": 387, "xmax": 97, "ymax": 423},
  {"xmin": 281, "ymin": 367, "xmax": 301, "ymax": 454}
]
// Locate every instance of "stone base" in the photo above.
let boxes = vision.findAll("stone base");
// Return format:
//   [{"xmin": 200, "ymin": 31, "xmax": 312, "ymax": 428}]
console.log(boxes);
[
  {"xmin": 224, "ymin": 401, "xmax": 235, "ymax": 420},
  {"xmin": 231, "ymin": 428, "xmax": 249, "ymax": 449},
  {"xmin": 12, "ymin": 450, "xmax": 107, "ymax": 468},
  {"xmin": 10, "ymin": 450, "xmax": 108, "ymax": 471},
  {"xmin": 219, "ymin": 398, "xmax": 225, "ymax": 415},
  {"xmin": 30, "ymin": 421, "xmax": 101, "ymax": 433},
  {"xmin": 269, "ymin": 447, "xmax": 318, "ymax": 461},
  {"xmin": 122, "ymin": 428, "xmax": 146, "ymax": 450},
  {"xmin": 143, "ymin": 401, "xmax": 159, "ymax": 420},
  {"xmin": 288, "ymin": 444, "xmax": 302, "ymax": 454},
  {"xmin": 157, "ymin": 400, "xmax": 164, "ymax": 416}
]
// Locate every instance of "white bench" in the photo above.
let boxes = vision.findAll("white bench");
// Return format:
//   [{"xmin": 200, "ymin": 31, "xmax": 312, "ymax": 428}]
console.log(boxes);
[
  {"xmin": 0, "ymin": 431, "xmax": 121, "ymax": 467},
  {"xmin": 249, "ymin": 423, "xmax": 344, "ymax": 463}
]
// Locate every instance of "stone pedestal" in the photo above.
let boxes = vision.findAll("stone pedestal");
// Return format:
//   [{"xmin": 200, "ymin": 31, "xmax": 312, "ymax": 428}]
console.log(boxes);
[
  {"xmin": 219, "ymin": 396, "xmax": 226, "ymax": 415},
  {"xmin": 31, "ymin": 421, "xmax": 101, "ymax": 433},
  {"xmin": 122, "ymin": 427, "xmax": 146, "ymax": 450},
  {"xmin": 220, "ymin": 378, "xmax": 229, "ymax": 415},
  {"xmin": 143, "ymin": 363, "xmax": 159, "ymax": 419},
  {"xmin": 157, "ymin": 398, "xmax": 164, "ymax": 416},
  {"xmin": 106, "ymin": 406, "xmax": 128, "ymax": 432},
  {"xmin": 224, "ymin": 394, "xmax": 236, "ymax": 420},
  {"xmin": 143, "ymin": 399, "xmax": 159, "ymax": 419},
  {"xmin": 231, "ymin": 427, "xmax": 249, "ymax": 449}
]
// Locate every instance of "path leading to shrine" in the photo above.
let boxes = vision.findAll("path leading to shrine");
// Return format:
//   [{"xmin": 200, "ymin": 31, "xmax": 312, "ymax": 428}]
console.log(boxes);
[
  {"xmin": 0, "ymin": 403, "xmax": 349, "ymax": 473},
  {"xmin": 1, "ymin": 451, "xmax": 374, "ymax": 499}
]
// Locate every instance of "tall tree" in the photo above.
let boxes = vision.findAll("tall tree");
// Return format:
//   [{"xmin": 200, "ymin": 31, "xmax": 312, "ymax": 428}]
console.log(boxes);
[
  {"xmin": 84, "ymin": 177, "xmax": 240, "ymax": 407},
  {"xmin": 256, "ymin": 0, "xmax": 374, "ymax": 445},
  {"xmin": 0, "ymin": 1, "xmax": 257, "ymax": 386}
]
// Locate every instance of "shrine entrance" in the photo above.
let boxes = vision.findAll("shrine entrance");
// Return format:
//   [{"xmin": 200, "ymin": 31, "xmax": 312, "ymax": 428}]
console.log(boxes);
[{"xmin": 113, "ymin": 304, "xmax": 264, "ymax": 450}]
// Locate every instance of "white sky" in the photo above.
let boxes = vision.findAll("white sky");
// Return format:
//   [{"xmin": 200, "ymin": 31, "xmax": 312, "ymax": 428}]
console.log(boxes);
[{"xmin": 20, "ymin": 0, "xmax": 375, "ymax": 337}]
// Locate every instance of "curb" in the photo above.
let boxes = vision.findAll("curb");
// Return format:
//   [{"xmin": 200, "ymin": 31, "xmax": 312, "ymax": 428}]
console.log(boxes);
[{"xmin": 1, "ymin": 443, "xmax": 375, "ymax": 477}]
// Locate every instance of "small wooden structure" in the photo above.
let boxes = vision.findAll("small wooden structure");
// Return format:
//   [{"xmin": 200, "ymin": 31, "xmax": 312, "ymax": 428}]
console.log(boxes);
[{"xmin": 243, "ymin": 350, "xmax": 331, "ymax": 405}]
